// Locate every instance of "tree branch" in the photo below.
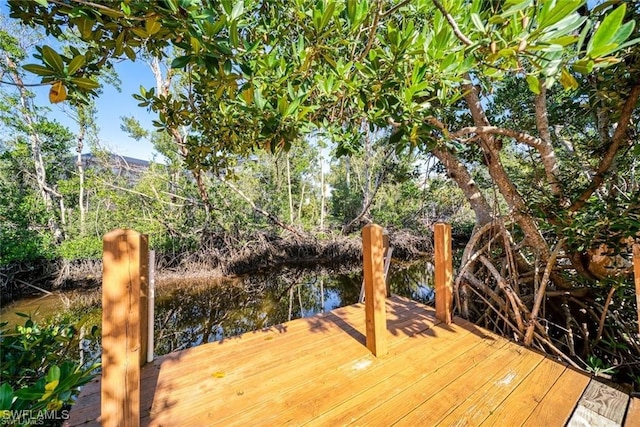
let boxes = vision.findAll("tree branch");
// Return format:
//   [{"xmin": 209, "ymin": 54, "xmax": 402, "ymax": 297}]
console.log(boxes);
[
  {"xmin": 569, "ymin": 84, "xmax": 640, "ymax": 212},
  {"xmin": 431, "ymin": 146, "xmax": 493, "ymax": 225},
  {"xmin": 431, "ymin": 0, "xmax": 472, "ymax": 46},
  {"xmin": 524, "ymin": 239, "xmax": 564, "ymax": 346},
  {"xmin": 534, "ymin": 86, "xmax": 562, "ymax": 198},
  {"xmin": 462, "ymin": 78, "xmax": 551, "ymax": 259},
  {"xmin": 219, "ymin": 176, "xmax": 305, "ymax": 238}
]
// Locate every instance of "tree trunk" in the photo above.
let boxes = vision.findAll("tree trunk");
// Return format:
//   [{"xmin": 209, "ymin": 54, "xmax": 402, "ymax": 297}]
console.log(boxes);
[
  {"xmin": 320, "ymin": 155, "xmax": 326, "ymax": 230},
  {"xmin": 4, "ymin": 55, "xmax": 63, "ymax": 242},
  {"xmin": 76, "ymin": 118, "xmax": 86, "ymax": 233},
  {"xmin": 286, "ymin": 152, "xmax": 294, "ymax": 225}
]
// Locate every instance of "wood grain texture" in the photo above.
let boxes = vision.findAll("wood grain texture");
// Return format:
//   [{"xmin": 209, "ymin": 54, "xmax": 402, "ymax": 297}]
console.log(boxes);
[
  {"xmin": 568, "ymin": 380, "xmax": 629, "ymax": 425},
  {"xmin": 625, "ymin": 397, "xmax": 640, "ymax": 427},
  {"xmin": 362, "ymin": 224, "xmax": 387, "ymax": 356},
  {"xmin": 479, "ymin": 357, "xmax": 568, "ymax": 426},
  {"xmin": 568, "ymin": 405, "xmax": 620, "ymax": 427},
  {"xmin": 101, "ymin": 229, "xmax": 147, "ymax": 427},
  {"xmin": 66, "ymin": 296, "xmax": 607, "ymax": 427},
  {"xmin": 522, "ymin": 368, "xmax": 590, "ymax": 427},
  {"xmin": 434, "ymin": 223, "xmax": 453, "ymax": 324}
]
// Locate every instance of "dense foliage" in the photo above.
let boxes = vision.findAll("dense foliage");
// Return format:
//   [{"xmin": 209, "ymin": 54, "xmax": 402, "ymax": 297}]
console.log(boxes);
[{"xmin": 0, "ymin": 316, "xmax": 98, "ymax": 424}]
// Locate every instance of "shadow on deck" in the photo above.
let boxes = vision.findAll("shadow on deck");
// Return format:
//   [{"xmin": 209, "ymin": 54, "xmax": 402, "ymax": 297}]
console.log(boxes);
[{"xmin": 66, "ymin": 295, "xmax": 637, "ymax": 427}]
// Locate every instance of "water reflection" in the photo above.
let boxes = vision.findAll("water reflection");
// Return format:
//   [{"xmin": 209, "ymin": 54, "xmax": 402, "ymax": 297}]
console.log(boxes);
[{"xmin": 153, "ymin": 259, "xmax": 434, "ymax": 356}]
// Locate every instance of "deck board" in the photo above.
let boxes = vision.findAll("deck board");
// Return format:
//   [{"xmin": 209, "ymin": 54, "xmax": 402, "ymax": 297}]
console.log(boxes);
[
  {"xmin": 522, "ymin": 367, "xmax": 591, "ymax": 426},
  {"xmin": 478, "ymin": 356, "xmax": 568, "ymax": 426},
  {"xmin": 625, "ymin": 397, "xmax": 640, "ymax": 427},
  {"xmin": 567, "ymin": 380, "xmax": 629, "ymax": 426},
  {"xmin": 66, "ymin": 295, "xmax": 615, "ymax": 427}
]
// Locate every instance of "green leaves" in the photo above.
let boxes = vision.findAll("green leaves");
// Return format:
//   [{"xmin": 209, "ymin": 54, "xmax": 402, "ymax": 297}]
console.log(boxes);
[
  {"xmin": 67, "ymin": 55, "xmax": 85, "ymax": 75},
  {"xmin": 526, "ymin": 75, "xmax": 541, "ymax": 95},
  {"xmin": 171, "ymin": 55, "xmax": 192, "ymax": 69},
  {"xmin": 587, "ymin": 4, "xmax": 636, "ymax": 58},
  {"xmin": 41, "ymin": 46, "xmax": 64, "ymax": 74},
  {"xmin": 22, "ymin": 64, "xmax": 55, "ymax": 76}
]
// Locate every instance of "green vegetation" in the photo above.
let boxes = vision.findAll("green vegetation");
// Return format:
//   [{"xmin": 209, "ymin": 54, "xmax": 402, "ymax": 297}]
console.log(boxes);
[
  {"xmin": 0, "ymin": 316, "xmax": 98, "ymax": 423},
  {"xmin": 1, "ymin": 0, "xmax": 639, "ymax": 389}
]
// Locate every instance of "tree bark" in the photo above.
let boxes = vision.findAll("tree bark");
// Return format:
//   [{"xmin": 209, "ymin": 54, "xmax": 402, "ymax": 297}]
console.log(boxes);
[
  {"xmin": 432, "ymin": 147, "xmax": 493, "ymax": 226},
  {"xmin": 4, "ymin": 54, "xmax": 63, "ymax": 242},
  {"xmin": 462, "ymin": 77, "xmax": 550, "ymax": 259}
]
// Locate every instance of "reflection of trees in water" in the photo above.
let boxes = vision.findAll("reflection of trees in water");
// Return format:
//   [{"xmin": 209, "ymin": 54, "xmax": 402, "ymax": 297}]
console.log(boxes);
[
  {"xmin": 389, "ymin": 260, "xmax": 435, "ymax": 305},
  {"xmin": 153, "ymin": 267, "xmax": 363, "ymax": 356},
  {"xmin": 151, "ymin": 260, "xmax": 433, "ymax": 357}
]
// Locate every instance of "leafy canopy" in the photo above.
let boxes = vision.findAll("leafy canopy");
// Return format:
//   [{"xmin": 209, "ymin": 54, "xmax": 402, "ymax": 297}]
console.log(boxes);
[{"xmin": 8, "ymin": 0, "xmax": 638, "ymax": 159}]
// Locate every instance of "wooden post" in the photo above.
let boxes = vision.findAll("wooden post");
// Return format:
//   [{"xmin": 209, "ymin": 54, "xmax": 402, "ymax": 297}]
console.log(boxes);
[
  {"xmin": 382, "ymin": 232, "xmax": 391, "ymax": 297},
  {"xmin": 102, "ymin": 229, "xmax": 149, "ymax": 427},
  {"xmin": 362, "ymin": 224, "xmax": 387, "ymax": 357},
  {"xmin": 434, "ymin": 223, "xmax": 453, "ymax": 324},
  {"xmin": 634, "ymin": 244, "xmax": 640, "ymax": 336}
]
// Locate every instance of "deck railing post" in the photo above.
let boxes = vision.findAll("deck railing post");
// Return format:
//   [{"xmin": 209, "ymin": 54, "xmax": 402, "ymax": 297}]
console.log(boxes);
[
  {"xmin": 362, "ymin": 224, "xmax": 388, "ymax": 357},
  {"xmin": 101, "ymin": 229, "xmax": 149, "ymax": 427},
  {"xmin": 634, "ymin": 244, "xmax": 640, "ymax": 336},
  {"xmin": 434, "ymin": 223, "xmax": 453, "ymax": 324},
  {"xmin": 382, "ymin": 232, "xmax": 391, "ymax": 297}
]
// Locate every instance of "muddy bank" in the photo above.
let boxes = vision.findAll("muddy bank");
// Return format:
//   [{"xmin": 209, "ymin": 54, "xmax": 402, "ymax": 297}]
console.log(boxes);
[{"xmin": 2, "ymin": 229, "xmax": 465, "ymax": 302}]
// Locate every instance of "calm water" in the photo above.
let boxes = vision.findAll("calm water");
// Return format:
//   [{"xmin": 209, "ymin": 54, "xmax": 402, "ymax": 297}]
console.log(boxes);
[{"xmin": 1, "ymin": 259, "xmax": 435, "ymax": 358}]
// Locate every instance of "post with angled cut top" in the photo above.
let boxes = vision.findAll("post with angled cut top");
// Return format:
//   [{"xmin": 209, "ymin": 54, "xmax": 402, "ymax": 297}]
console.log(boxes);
[
  {"xmin": 101, "ymin": 229, "xmax": 149, "ymax": 427},
  {"xmin": 362, "ymin": 224, "xmax": 388, "ymax": 357},
  {"xmin": 634, "ymin": 244, "xmax": 640, "ymax": 336},
  {"xmin": 434, "ymin": 223, "xmax": 453, "ymax": 324}
]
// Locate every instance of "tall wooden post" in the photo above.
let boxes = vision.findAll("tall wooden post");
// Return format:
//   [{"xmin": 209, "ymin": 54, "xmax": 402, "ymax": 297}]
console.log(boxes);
[
  {"xmin": 102, "ymin": 229, "xmax": 149, "ymax": 427},
  {"xmin": 434, "ymin": 223, "xmax": 453, "ymax": 324},
  {"xmin": 634, "ymin": 244, "xmax": 640, "ymax": 336},
  {"xmin": 362, "ymin": 224, "xmax": 387, "ymax": 357}
]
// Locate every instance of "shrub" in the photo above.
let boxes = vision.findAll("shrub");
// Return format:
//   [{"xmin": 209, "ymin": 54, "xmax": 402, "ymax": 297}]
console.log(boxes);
[{"xmin": 0, "ymin": 315, "xmax": 98, "ymax": 425}]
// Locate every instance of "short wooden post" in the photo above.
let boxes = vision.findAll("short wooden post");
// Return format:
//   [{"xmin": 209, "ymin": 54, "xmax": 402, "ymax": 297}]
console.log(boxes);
[
  {"xmin": 362, "ymin": 224, "xmax": 387, "ymax": 357},
  {"xmin": 634, "ymin": 244, "xmax": 640, "ymax": 336},
  {"xmin": 434, "ymin": 223, "xmax": 453, "ymax": 324},
  {"xmin": 101, "ymin": 229, "xmax": 149, "ymax": 427}
]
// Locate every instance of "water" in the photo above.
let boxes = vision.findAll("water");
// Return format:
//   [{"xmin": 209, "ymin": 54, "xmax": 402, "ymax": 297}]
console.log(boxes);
[{"xmin": 1, "ymin": 259, "xmax": 435, "ymax": 358}]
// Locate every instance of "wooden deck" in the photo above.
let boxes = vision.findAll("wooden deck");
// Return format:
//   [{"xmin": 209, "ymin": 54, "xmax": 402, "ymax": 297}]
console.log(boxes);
[{"xmin": 67, "ymin": 295, "xmax": 637, "ymax": 426}]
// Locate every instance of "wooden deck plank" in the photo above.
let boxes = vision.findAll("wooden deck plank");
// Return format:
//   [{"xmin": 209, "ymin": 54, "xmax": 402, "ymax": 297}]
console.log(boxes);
[
  {"xmin": 569, "ymin": 405, "xmax": 622, "ymax": 427},
  {"xmin": 625, "ymin": 397, "xmax": 640, "ymax": 427},
  {"xmin": 147, "ymin": 297, "xmax": 438, "ymax": 426},
  {"xmin": 522, "ymin": 368, "xmax": 591, "ymax": 426},
  {"xmin": 317, "ymin": 337, "xmax": 512, "ymax": 426},
  {"xmin": 228, "ymin": 320, "xmax": 480, "ymax": 426},
  {"xmin": 392, "ymin": 342, "xmax": 538, "ymax": 425},
  {"xmin": 66, "ymin": 296, "xmax": 607, "ymax": 427},
  {"xmin": 68, "ymin": 295, "xmax": 422, "ymax": 425},
  {"xmin": 435, "ymin": 345, "xmax": 545, "ymax": 426},
  {"xmin": 567, "ymin": 380, "xmax": 629, "ymax": 426},
  {"xmin": 478, "ymin": 357, "xmax": 568, "ymax": 426}
]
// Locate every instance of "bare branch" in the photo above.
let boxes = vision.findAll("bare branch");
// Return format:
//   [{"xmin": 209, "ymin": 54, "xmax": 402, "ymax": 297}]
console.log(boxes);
[
  {"xmin": 569, "ymin": 84, "xmax": 640, "ymax": 212},
  {"xmin": 534, "ymin": 87, "xmax": 562, "ymax": 197},
  {"xmin": 524, "ymin": 239, "xmax": 564, "ymax": 346},
  {"xmin": 450, "ymin": 125, "xmax": 544, "ymax": 148}
]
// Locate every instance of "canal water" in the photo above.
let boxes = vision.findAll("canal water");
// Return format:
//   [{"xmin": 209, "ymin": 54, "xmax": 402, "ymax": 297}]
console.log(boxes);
[{"xmin": 0, "ymin": 259, "xmax": 434, "ymax": 359}]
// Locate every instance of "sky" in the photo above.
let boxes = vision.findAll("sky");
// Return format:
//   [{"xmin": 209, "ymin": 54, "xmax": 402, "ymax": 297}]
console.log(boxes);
[
  {"xmin": 1, "ymin": 2, "xmax": 162, "ymax": 162},
  {"xmin": 31, "ymin": 61, "xmax": 162, "ymax": 162}
]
